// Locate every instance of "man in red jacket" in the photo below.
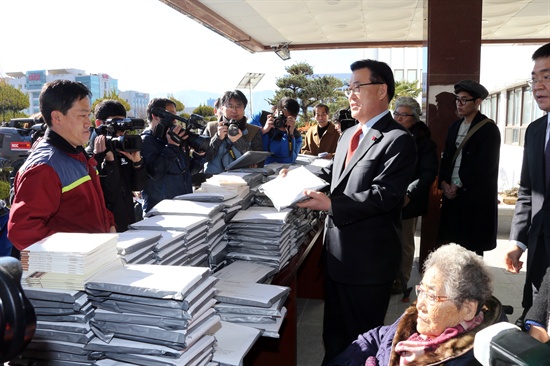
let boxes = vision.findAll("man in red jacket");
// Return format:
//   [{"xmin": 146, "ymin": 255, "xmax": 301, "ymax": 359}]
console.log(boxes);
[{"xmin": 8, "ymin": 80, "xmax": 115, "ymax": 250}]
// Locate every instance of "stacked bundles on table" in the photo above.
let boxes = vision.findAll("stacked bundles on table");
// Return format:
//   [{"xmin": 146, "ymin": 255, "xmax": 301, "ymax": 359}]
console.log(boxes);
[
  {"xmin": 129, "ymin": 214, "xmax": 209, "ymax": 267},
  {"xmin": 20, "ymin": 232, "xmax": 121, "ymax": 290},
  {"xmin": 212, "ymin": 261, "xmax": 289, "ymax": 339},
  {"xmin": 116, "ymin": 230, "xmax": 162, "ymax": 265},
  {"xmin": 146, "ymin": 199, "xmax": 226, "ymax": 268},
  {"xmin": 13, "ymin": 233, "xmax": 122, "ymax": 365},
  {"xmin": 12, "ymin": 288, "xmax": 96, "ymax": 365},
  {"xmin": 84, "ymin": 264, "xmax": 220, "ymax": 366},
  {"xmin": 225, "ymin": 206, "xmax": 296, "ymax": 271}
]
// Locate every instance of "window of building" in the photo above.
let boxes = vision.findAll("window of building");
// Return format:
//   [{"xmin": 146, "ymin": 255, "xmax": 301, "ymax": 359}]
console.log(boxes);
[
  {"xmin": 394, "ymin": 69, "xmax": 404, "ymax": 82},
  {"xmin": 406, "ymin": 69, "xmax": 417, "ymax": 82},
  {"xmin": 481, "ymin": 93, "xmax": 499, "ymax": 121},
  {"xmin": 501, "ymin": 84, "xmax": 547, "ymax": 146}
]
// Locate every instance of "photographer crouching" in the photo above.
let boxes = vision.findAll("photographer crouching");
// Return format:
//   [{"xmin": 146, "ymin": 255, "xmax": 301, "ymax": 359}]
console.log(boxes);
[
  {"xmin": 141, "ymin": 98, "xmax": 209, "ymax": 213},
  {"xmin": 202, "ymin": 90, "xmax": 263, "ymax": 175},
  {"xmin": 262, "ymin": 97, "xmax": 302, "ymax": 165},
  {"xmin": 88, "ymin": 100, "xmax": 147, "ymax": 232}
]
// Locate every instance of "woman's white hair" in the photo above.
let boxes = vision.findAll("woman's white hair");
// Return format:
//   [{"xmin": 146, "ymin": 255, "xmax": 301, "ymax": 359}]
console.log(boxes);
[
  {"xmin": 423, "ymin": 243, "xmax": 493, "ymax": 309},
  {"xmin": 394, "ymin": 96, "xmax": 421, "ymax": 122}
]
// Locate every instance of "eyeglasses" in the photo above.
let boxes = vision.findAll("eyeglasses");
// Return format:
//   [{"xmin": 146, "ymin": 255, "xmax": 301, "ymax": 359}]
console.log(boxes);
[
  {"xmin": 224, "ymin": 104, "xmax": 244, "ymax": 110},
  {"xmin": 344, "ymin": 82, "xmax": 383, "ymax": 97},
  {"xmin": 415, "ymin": 285, "xmax": 449, "ymax": 304},
  {"xmin": 393, "ymin": 112, "xmax": 414, "ymax": 119},
  {"xmin": 455, "ymin": 96, "xmax": 475, "ymax": 105},
  {"xmin": 527, "ymin": 75, "xmax": 550, "ymax": 88}
]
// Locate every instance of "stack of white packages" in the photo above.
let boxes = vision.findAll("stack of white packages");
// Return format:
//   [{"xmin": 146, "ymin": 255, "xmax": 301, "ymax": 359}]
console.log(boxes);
[
  {"xmin": 224, "ymin": 206, "xmax": 297, "ymax": 271},
  {"xmin": 199, "ymin": 173, "xmax": 250, "ymax": 198},
  {"xmin": 14, "ymin": 233, "xmax": 122, "ymax": 365},
  {"xmin": 129, "ymin": 215, "xmax": 209, "ymax": 267},
  {"xmin": 212, "ymin": 261, "xmax": 289, "ymax": 339},
  {"xmin": 12, "ymin": 288, "xmax": 96, "ymax": 365},
  {"xmin": 116, "ymin": 230, "xmax": 162, "ymax": 265},
  {"xmin": 21, "ymin": 232, "xmax": 121, "ymax": 290},
  {"xmin": 146, "ymin": 199, "xmax": 226, "ymax": 269},
  {"xmin": 84, "ymin": 264, "xmax": 220, "ymax": 366}
]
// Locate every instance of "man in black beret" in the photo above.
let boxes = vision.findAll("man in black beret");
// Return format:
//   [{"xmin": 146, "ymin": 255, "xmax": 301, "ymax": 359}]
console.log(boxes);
[{"xmin": 437, "ymin": 79, "xmax": 501, "ymax": 256}]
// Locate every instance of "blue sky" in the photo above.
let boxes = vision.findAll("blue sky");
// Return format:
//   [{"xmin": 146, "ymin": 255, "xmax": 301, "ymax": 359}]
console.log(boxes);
[
  {"xmin": 0, "ymin": 0, "xmax": 366, "ymax": 95},
  {"xmin": 0, "ymin": 0, "xmax": 541, "ymax": 97}
]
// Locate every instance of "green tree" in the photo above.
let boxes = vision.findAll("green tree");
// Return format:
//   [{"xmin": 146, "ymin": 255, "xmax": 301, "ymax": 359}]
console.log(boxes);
[
  {"xmin": 167, "ymin": 94, "xmax": 185, "ymax": 113},
  {"xmin": 0, "ymin": 81, "xmax": 30, "ymax": 122},
  {"xmin": 391, "ymin": 80, "xmax": 422, "ymax": 110},
  {"xmin": 91, "ymin": 90, "xmax": 131, "ymax": 123},
  {"xmin": 267, "ymin": 62, "xmax": 345, "ymax": 123},
  {"xmin": 192, "ymin": 104, "xmax": 214, "ymax": 118}
]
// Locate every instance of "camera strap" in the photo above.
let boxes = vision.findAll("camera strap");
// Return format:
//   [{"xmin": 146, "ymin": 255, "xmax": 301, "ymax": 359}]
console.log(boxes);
[{"xmin": 225, "ymin": 140, "xmax": 236, "ymax": 160}]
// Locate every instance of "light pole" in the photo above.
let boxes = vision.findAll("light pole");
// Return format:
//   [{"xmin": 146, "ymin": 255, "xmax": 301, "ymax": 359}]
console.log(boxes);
[{"xmin": 236, "ymin": 72, "xmax": 265, "ymax": 118}]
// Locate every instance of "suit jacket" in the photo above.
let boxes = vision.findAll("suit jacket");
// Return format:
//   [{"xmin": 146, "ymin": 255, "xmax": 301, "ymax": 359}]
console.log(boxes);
[
  {"xmin": 301, "ymin": 122, "xmax": 340, "ymax": 156},
  {"xmin": 317, "ymin": 112, "xmax": 417, "ymax": 285},
  {"xmin": 510, "ymin": 115, "xmax": 550, "ymax": 283}
]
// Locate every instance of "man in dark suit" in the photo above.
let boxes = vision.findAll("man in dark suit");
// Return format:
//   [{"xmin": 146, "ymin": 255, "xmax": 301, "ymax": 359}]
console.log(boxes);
[
  {"xmin": 297, "ymin": 59, "xmax": 416, "ymax": 364},
  {"xmin": 505, "ymin": 42, "xmax": 550, "ymax": 328}
]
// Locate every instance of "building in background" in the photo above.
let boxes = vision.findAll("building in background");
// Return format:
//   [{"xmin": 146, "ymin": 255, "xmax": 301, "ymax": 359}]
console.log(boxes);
[
  {"xmin": 1, "ymin": 69, "xmax": 149, "ymax": 118},
  {"xmin": 119, "ymin": 91, "xmax": 150, "ymax": 119}
]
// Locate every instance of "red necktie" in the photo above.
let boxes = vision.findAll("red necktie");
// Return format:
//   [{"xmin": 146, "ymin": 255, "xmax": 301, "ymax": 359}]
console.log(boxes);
[{"xmin": 345, "ymin": 127, "xmax": 362, "ymax": 167}]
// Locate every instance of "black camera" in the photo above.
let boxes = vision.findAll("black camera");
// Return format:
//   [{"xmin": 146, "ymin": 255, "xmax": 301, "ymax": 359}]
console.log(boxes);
[
  {"xmin": 151, "ymin": 107, "xmax": 209, "ymax": 151},
  {"xmin": 273, "ymin": 111, "xmax": 287, "ymax": 129},
  {"xmin": 95, "ymin": 117, "xmax": 145, "ymax": 153},
  {"xmin": 223, "ymin": 119, "xmax": 240, "ymax": 137},
  {"xmin": 334, "ymin": 108, "xmax": 358, "ymax": 133}
]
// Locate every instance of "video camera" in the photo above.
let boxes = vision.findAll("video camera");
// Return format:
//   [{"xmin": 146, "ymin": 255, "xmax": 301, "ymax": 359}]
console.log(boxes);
[
  {"xmin": 151, "ymin": 107, "xmax": 209, "ymax": 151},
  {"xmin": 95, "ymin": 117, "xmax": 145, "ymax": 153},
  {"xmin": 474, "ymin": 322, "xmax": 550, "ymax": 365},
  {"xmin": 273, "ymin": 111, "xmax": 288, "ymax": 129},
  {"xmin": 334, "ymin": 108, "xmax": 358, "ymax": 132}
]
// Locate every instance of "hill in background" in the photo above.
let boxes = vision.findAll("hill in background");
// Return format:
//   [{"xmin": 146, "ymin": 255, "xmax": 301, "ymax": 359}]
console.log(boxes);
[{"xmin": 151, "ymin": 90, "xmax": 275, "ymax": 117}]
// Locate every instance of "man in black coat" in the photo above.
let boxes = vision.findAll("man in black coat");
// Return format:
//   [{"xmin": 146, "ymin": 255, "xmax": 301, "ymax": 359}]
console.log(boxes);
[
  {"xmin": 297, "ymin": 59, "xmax": 416, "ymax": 365},
  {"xmin": 392, "ymin": 96, "xmax": 438, "ymax": 291},
  {"xmin": 89, "ymin": 100, "xmax": 147, "ymax": 232},
  {"xmin": 437, "ymin": 80, "xmax": 501, "ymax": 256},
  {"xmin": 506, "ymin": 42, "xmax": 550, "ymax": 328}
]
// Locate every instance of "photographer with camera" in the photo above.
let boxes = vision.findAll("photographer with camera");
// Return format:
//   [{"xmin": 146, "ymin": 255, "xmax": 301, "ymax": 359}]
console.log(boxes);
[
  {"xmin": 203, "ymin": 90, "xmax": 263, "ymax": 174},
  {"xmin": 333, "ymin": 108, "xmax": 358, "ymax": 136},
  {"xmin": 262, "ymin": 97, "xmax": 302, "ymax": 165},
  {"xmin": 141, "ymin": 98, "xmax": 209, "ymax": 213},
  {"xmin": 87, "ymin": 100, "xmax": 147, "ymax": 232}
]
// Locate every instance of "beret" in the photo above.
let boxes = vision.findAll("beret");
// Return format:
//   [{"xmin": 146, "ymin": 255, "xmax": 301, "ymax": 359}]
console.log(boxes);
[{"xmin": 454, "ymin": 80, "xmax": 489, "ymax": 100}]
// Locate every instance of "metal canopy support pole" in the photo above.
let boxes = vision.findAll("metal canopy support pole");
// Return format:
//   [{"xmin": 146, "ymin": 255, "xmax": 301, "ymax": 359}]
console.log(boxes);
[{"xmin": 236, "ymin": 72, "xmax": 265, "ymax": 119}]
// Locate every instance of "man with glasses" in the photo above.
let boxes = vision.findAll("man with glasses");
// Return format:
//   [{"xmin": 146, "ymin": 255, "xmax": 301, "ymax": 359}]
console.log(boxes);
[
  {"xmin": 203, "ymin": 90, "xmax": 262, "ymax": 175},
  {"xmin": 301, "ymin": 103, "xmax": 339, "ymax": 159},
  {"xmin": 505, "ymin": 42, "xmax": 550, "ymax": 330},
  {"xmin": 437, "ymin": 80, "xmax": 500, "ymax": 257},
  {"xmin": 392, "ymin": 96, "xmax": 438, "ymax": 295},
  {"xmin": 296, "ymin": 59, "xmax": 416, "ymax": 364}
]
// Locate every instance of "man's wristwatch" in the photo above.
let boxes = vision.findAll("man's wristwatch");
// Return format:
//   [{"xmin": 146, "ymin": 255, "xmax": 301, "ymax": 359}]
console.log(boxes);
[{"xmin": 133, "ymin": 158, "xmax": 144, "ymax": 167}]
